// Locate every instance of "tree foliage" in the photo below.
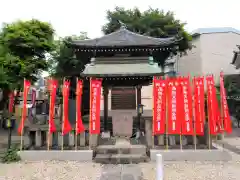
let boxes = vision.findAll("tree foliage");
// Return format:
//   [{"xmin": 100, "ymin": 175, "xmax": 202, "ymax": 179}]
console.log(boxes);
[
  {"xmin": 49, "ymin": 32, "xmax": 89, "ymax": 78},
  {"xmin": 102, "ymin": 7, "xmax": 192, "ymax": 52},
  {"xmin": 0, "ymin": 19, "xmax": 55, "ymax": 110}
]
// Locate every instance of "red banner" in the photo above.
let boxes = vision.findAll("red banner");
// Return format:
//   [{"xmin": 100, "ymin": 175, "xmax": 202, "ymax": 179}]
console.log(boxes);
[
  {"xmin": 8, "ymin": 92, "xmax": 14, "ymax": 113},
  {"xmin": 49, "ymin": 79, "xmax": 58, "ymax": 133},
  {"xmin": 206, "ymin": 75, "xmax": 218, "ymax": 135},
  {"xmin": 216, "ymin": 108, "xmax": 223, "ymax": 133},
  {"xmin": 179, "ymin": 77, "xmax": 194, "ymax": 135},
  {"xmin": 76, "ymin": 79, "xmax": 85, "ymax": 134},
  {"xmin": 220, "ymin": 72, "xmax": 232, "ymax": 133},
  {"xmin": 18, "ymin": 79, "xmax": 31, "ymax": 135},
  {"xmin": 193, "ymin": 77, "xmax": 205, "ymax": 135},
  {"xmin": 153, "ymin": 77, "xmax": 167, "ymax": 135},
  {"xmin": 167, "ymin": 78, "xmax": 181, "ymax": 134},
  {"xmin": 89, "ymin": 79, "xmax": 102, "ymax": 134},
  {"xmin": 62, "ymin": 80, "xmax": 72, "ymax": 135}
]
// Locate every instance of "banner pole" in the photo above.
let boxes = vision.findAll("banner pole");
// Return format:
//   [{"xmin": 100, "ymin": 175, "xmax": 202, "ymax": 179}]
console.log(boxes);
[
  {"xmin": 61, "ymin": 78, "xmax": 65, "ymax": 151},
  {"xmin": 165, "ymin": 78, "xmax": 169, "ymax": 151},
  {"xmin": 180, "ymin": 134, "xmax": 182, "ymax": 151},
  {"xmin": 47, "ymin": 78, "xmax": 52, "ymax": 151},
  {"xmin": 152, "ymin": 77, "xmax": 155, "ymax": 148},
  {"xmin": 220, "ymin": 73, "xmax": 225, "ymax": 142},
  {"xmin": 75, "ymin": 77, "xmax": 78, "ymax": 151},
  {"xmin": 208, "ymin": 120, "xmax": 211, "ymax": 150},
  {"xmin": 20, "ymin": 130, "xmax": 23, "ymax": 151},
  {"xmin": 20, "ymin": 78, "xmax": 26, "ymax": 151},
  {"xmin": 192, "ymin": 77, "xmax": 197, "ymax": 150},
  {"xmin": 194, "ymin": 98, "xmax": 197, "ymax": 151},
  {"xmin": 206, "ymin": 90, "xmax": 211, "ymax": 150},
  {"xmin": 179, "ymin": 78, "xmax": 182, "ymax": 151},
  {"xmin": 89, "ymin": 78, "xmax": 92, "ymax": 150}
]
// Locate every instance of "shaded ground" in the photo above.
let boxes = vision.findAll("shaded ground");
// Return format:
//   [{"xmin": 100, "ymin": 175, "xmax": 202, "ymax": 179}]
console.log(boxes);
[{"xmin": 225, "ymin": 128, "xmax": 240, "ymax": 138}]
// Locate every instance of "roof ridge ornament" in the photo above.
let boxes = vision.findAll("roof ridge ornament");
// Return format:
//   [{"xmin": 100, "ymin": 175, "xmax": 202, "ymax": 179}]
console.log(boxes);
[
  {"xmin": 149, "ymin": 56, "xmax": 154, "ymax": 65},
  {"xmin": 90, "ymin": 57, "xmax": 95, "ymax": 66}
]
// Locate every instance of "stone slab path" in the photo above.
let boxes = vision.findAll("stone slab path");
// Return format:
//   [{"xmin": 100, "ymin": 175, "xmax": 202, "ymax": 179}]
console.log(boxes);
[
  {"xmin": 216, "ymin": 137, "xmax": 240, "ymax": 155},
  {"xmin": 99, "ymin": 164, "xmax": 142, "ymax": 180}
]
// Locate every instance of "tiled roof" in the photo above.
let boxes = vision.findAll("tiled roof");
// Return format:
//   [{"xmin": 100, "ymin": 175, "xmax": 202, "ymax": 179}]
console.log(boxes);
[
  {"xmin": 191, "ymin": 27, "xmax": 240, "ymax": 36},
  {"xmin": 71, "ymin": 27, "xmax": 178, "ymax": 47}
]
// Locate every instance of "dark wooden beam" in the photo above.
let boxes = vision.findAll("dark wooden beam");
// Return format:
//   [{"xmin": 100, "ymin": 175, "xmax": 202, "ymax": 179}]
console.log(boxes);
[
  {"xmin": 103, "ymin": 86, "xmax": 109, "ymax": 131},
  {"xmin": 137, "ymin": 85, "xmax": 142, "ymax": 129}
]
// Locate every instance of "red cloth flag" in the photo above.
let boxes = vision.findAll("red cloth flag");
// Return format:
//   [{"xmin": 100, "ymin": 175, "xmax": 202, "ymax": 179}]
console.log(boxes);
[
  {"xmin": 76, "ymin": 79, "xmax": 85, "ymax": 134},
  {"xmin": 193, "ymin": 77, "xmax": 205, "ymax": 135},
  {"xmin": 216, "ymin": 108, "xmax": 223, "ymax": 133},
  {"xmin": 220, "ymin": 71, "xmax": 232, "ymax": 133},
  {"xmin": 18, "ymin": 79, "xmax": 31, "ymax": 135},
  {"xmin": 48, "ymin": 79, "xmax": 58, "ymax": 133},
  {"xmin": 8, "ymin": 92, "xmax": 15, "ymax": 113},
  {"xmin": 179, "ymin": 76, "xmax": 194, "ymax": 135},
  {"xmin": 62, "ymin": 80, "xmax": 72, "ymax": 135},
  {"xmin": 152, "ymin": 77, "xmax": 167, "ymax": 135},
  {"xmin": 206, "ymin": 75, "xmax": 218, "ymax": 135},
  {"xmin": 89, "ymin": 79, "xmax": 102, "ymax": 134},
  {"xmin": 167, "ymin": 78, "xmax": 181, "ymax": 134}
]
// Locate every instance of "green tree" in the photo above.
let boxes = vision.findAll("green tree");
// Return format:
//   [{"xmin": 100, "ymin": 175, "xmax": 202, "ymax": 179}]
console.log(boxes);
[
  {"xmin": 0, "ymin": 19, "xmax": 55, "ymax": 110},
  {"xmin": 215, "ymin": 77, "xmax": 240, "ymax": 114},
  {"xmin": 102, "ymin": 7, "xmax": 191, "ymax": 53},
  {"xmin": 49, "ymin": 32, "xmax": 89, "ymax": 78}
]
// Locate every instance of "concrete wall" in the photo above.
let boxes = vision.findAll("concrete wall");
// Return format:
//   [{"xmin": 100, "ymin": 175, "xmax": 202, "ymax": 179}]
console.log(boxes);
[
  {"xmin": 177, "ymin": 36, "xmax": 202, "ymax": 77},
  {"xmin": 200, "ymin": 32, "xmax": 240, "ymax": 82},
  {"xmin": 141, "ymin": 85, "xmax": 152, "ymax": 110},
  {"xmin": 177, "ymin": 32, "xmax": 240, "ymax": 83}
]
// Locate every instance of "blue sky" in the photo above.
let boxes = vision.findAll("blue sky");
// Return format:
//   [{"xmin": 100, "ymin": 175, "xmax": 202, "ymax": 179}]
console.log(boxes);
[{"xmin": 1, "ymin": 0, "xmax": 239, "ymax": 39}]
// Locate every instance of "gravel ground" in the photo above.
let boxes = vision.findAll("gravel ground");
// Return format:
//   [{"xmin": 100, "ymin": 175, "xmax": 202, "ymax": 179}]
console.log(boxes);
[
  {"xmin": 0, "ymin": 161, "xmax": 102, "ymax": 180},
  {"xmin": 0, "ymin": 143, "xmax": 240, "ymax": 180},
  {"xmin": 139, "ymin": 146, "xmax": 240, "ymax": 180}
]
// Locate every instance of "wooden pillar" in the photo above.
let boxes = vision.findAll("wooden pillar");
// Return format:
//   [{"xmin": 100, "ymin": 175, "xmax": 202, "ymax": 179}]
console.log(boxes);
[
  {"xmin": 103, "ymin": 86, "xmax": 109, "ymax": 132},
  {"xmin": 137, "ymin": 85, "xmax": 142, "ymax": 129}
]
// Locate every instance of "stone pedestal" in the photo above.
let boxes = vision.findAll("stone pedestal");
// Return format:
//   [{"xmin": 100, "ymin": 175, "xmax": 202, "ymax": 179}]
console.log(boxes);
[
  {"xmin": 58, "ymin": 132, "xmax": 62, "ymax": 147},
  {"xmin": 182, "ymin": 136, "xmax": 188, "ymax": 146},
  {"xmin": 69, "ymin": 133, "xmax": 74, "ymax": 146},
  {"xmin": 79, "ymin": 132, "xmax": 86, "ymax": 146},
  {"xmin": 112, "ymin": 112, "xmax": 133, "ymax": 137},
  {"xmin": 145, "ymin": 119, "xmax": 153, "ymax": 147},
  {"xmin": 169, "ymin": 136, "xmax": 176, "ymax": 146},
  {"xmin": 158, "ymin": 136, "xmax": 164, "ymax": 145},
  {"xmin": 115, "ymin": 137, "xmax": 131, "ymax": 146},
  {"xmin": 112, "ymin": 111, "xmax": 133, "ymax": 145},
  {"xmin": 35, "ymin": 130, "xmax": 42, "ymax": 147},
  {"xmin": 89, "ymin": 134, "xmax": 98, "ymax": 148},
  {"xmin": 24, "ymin": 134, "xmax": 31, "ymax": 147}
]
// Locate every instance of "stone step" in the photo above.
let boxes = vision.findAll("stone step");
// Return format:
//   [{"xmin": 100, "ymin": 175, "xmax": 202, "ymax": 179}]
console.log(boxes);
[
  {"xmin": 94, "ymin": 154, "xmax": 149, "ymax": 164},
  {"xmin": 96, "ymin": 145, "xmax": 146, "ymax": 155}
]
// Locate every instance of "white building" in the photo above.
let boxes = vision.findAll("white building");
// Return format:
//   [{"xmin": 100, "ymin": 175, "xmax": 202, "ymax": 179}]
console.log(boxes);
[{"xmin": 177, "ymin": 27, "xmax": 240, "ymax": 83}]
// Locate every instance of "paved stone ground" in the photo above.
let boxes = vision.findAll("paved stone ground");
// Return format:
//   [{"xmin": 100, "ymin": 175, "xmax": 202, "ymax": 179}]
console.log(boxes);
[
  {"xmin": 216, "ymin": 134, "xmax": 240, "ymax": 155},
  {"xmin": 1, "ymin": 129, "xmax": 240, "ymax": 180},
  {"xmin": 225, "ymin": 128, "xmax": 240, "ymax": 138},
  {"xmin": 99, "ymin": 164, "xmax": 142, "ymax": 180}
]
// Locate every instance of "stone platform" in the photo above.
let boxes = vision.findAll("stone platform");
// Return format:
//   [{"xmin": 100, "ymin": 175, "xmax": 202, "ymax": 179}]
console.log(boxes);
[
  {"xmin": 18, "ymin": 150, "xmax": 93, "ymax": 162},
  {"xmin": 150, "ymin": 149, "xmax": 231, "ymax": 161},
  {"xmin": 94, "ymin": 144, "xmax": 149, "ymax": 164}
]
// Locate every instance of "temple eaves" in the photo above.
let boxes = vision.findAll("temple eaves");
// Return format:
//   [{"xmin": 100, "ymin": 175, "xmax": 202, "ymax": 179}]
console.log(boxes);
[{"xmin": 70, "ymin": 28, "xmax": 179, "ymax": 48}]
